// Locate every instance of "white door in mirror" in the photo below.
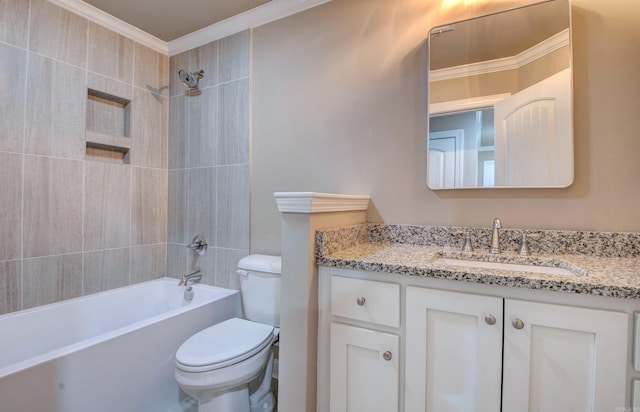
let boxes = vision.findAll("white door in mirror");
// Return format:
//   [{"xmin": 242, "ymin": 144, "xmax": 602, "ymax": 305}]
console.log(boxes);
[{"xmin": 494, "ymin": 68, "xmax": 573, "ymax": 187}]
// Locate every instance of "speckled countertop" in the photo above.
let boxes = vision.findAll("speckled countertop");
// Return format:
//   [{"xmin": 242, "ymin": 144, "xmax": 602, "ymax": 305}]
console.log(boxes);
[{"xmin": 316, "ymin": 224, "xmax": 640, "ymax": 299}]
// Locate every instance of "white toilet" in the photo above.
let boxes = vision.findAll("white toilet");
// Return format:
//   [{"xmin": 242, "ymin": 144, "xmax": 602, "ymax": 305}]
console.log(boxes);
[{"xmin": 175, "ymin": 254, "xmax": 281, "ymax": 412}]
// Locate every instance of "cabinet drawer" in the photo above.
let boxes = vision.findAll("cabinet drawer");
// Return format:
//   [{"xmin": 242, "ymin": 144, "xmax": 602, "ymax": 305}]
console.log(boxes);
[{"xmin": 331, "ymin": 276, "xmax": 400, "ymax": 327}]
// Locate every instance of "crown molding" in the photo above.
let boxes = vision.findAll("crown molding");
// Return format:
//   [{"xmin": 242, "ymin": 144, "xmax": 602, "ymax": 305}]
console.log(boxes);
[
  {"xmin": 274, "ymin": 192, "xmax": 370, "ymax": 214},
  {"xmin": 47, "ymin": 0, "xmax": 168, "ymax": 55},
  {"xmin": 430, "ymin": 29, "xmax": 570, "ymax": 82},
  {"xmin": 516, "ymin": 28, "xmax": 570, "ymax": 67},
  {"xmin": 48, "ymin": 0, "xmax": 335, "ymax": 57},
  {"xmin": 430, "ymin": 93, "xmax": 511, "ymax": 115},
  {"xmin": 168, "ymin": 0, "xmax": 333, "ymax": 55}
]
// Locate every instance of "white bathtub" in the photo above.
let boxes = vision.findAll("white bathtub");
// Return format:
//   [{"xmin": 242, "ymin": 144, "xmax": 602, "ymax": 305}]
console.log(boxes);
[{"xmin": 0, "ymin": 278, "xmax": 241, "ymax": 412}]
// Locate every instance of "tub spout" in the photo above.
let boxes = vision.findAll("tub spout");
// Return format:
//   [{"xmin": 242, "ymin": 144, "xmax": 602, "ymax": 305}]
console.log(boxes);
[{"xmin": 178, "ymin": 270, "xmax": 202, "ymax": 286}]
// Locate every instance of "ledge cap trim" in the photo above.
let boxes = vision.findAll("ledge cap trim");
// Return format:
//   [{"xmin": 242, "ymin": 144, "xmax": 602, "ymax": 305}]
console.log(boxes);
[{"xmin": 274, "ymin": 192, "xmax": 370, "ymax": 214}]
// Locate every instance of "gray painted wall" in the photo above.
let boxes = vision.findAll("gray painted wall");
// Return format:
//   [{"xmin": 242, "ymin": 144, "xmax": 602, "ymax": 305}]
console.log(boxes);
[{"xmin": 251, "ymin": 0, "xmax": 640, "ymax": 255}]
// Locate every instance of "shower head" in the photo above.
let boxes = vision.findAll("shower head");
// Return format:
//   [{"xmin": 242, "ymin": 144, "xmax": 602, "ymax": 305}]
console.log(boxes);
[{"xmin": 178, "ymin": 69, "xmax": 204, "ymax": 89}]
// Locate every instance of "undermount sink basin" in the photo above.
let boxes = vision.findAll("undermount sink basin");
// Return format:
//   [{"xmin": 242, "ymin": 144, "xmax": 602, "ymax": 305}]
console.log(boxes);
[{"xmin": 434, "ymin": 257, "xmax": 581, "ymax": 276}]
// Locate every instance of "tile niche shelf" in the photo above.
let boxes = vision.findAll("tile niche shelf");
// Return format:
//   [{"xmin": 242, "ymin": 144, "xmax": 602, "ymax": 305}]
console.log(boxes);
[{"xmin": 85, "ymin": 89, "xmax": 131, "ymax": 163}]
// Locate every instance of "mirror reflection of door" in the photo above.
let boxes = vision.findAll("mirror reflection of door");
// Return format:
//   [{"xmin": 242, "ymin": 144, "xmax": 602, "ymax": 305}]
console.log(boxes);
[
  {"xmin": 494, "ymin": 68, "xmax": 572, "ymax": 186},
  {"xmin": 429, "ymin": 109, "xmax": 494, "ymax": 189},
  {"xmin": 428, "ymin": 130, "xmax": 463, "ymax": 189}
]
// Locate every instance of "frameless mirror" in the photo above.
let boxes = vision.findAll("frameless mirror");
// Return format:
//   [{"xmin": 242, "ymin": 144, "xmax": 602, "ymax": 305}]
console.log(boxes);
[{"xmin": 427, "ymin": 0, "xmax": 573, "ymax": 189}]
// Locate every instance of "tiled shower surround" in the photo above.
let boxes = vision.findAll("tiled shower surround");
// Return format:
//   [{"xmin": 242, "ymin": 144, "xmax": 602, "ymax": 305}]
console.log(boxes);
[
  {"xmin": 166, "ymin": 31, "xmax": 251, "ymax": 290},
  {"xmin": 0, "ymin": 0, "xmax": 251, "ymax": 315}
]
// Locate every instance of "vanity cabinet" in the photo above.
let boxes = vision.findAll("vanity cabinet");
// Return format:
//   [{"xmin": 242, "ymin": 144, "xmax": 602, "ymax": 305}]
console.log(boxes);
[
  {"xmin": 318, "ymin": 267, "xmax": 631, "ymax": 412},
  {"xmin": 319, "ymin": 274, "xmax": 401, "ymax": 412},
  {"xmin": 406, "ymin": 287, "xmax": 628, "ymax": 412}
]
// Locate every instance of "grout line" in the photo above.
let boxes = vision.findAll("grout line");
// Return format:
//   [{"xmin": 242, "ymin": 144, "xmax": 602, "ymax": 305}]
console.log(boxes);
[
  {"xmin": 20, "ymin": 152, "xmax": 85, "ymax": 163},
  {"xmin": 23, "ymin": 48, "xmax": 87, "ymax": 72},
  {"xmin": 185, "ymin": 50, "xmax": 192, "ymax": 272},
  {"xmin": 81, "ymin": 18, "xmax": 89, "ymax": 296},
  {"xmin": 247, "ymin": 28, "xmax": 253, "ymax": 253},
  {"xmin": 0, "ymin": 38, "xmax": 27, "ymax": 52},
  {"xmin": 129, "ymin": 40, "xmax": 135, "ymax": 287},
  {"xmin": 129, "ymin": 154, "xmax": 134, "ymax": 286},
  {"xmin": 166, "ymin": 162, "xmax": 250, "ymax": 172},
  {"xmin": 19, "ymin": 0, "xmax": 34, "ymax": 311}
]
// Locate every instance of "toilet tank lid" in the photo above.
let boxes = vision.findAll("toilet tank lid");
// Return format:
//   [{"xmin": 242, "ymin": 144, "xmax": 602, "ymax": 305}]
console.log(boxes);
[{"xmin": 238, "ymin": 254, "xmax": 281, "ymax": 274}]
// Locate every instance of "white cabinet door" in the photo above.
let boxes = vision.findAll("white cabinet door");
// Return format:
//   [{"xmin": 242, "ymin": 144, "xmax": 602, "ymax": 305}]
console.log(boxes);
[
  {"xmin": 405, "ymin": 287, "xmax": 503, "ymax": 412},
  {"xmin": 330, "ymin": 322, "xmax": 399, "ymax": 412},
  {"xmin": 503, "ymin": 299, "xmax": 628, "ymax": 412}
]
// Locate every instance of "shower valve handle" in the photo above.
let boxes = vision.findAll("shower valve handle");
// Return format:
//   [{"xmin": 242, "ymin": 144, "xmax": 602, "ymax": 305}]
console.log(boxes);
[{"xmin": 186, "ymin": 235, "xmax": 208, "ymax": 256}]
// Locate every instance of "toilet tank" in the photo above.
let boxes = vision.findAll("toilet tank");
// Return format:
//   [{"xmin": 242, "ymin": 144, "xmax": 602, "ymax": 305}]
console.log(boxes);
[{"xmin": 237, "ymin": 254, "xmax": 281, "ymax": 327}]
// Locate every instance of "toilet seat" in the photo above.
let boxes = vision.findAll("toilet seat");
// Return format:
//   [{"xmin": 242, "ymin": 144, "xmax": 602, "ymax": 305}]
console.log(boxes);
[{"xmin": 175, "ymin": 318, "xmax": 274, "ymax": 373}]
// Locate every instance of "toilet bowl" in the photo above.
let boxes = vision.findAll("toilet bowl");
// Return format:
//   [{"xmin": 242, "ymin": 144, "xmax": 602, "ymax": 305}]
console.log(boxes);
[{"xmin": 175, "ymin": 255, "xmax": 281, "ymax": 412}]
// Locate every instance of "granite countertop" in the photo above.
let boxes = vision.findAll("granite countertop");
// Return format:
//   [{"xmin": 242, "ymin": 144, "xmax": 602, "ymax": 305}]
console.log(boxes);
[{"xmin": 316, "ymin": 224, "xmax": 640, "ymax": 299}]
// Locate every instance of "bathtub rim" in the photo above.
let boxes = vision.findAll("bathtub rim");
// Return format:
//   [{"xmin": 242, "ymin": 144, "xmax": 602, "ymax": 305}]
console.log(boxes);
[{"xmin": 0, "ymin": 278, "xmax": 239, "ymax": 379}]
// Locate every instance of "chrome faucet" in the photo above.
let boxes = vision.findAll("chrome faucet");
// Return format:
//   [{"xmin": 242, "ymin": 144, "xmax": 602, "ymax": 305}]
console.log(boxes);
[
  {"xmin": 490, "ymin": 218, "xmax": 502, "ymax": 254},
  {"xmin": 178, "ymin": 270, "xmax": 202, "ymax": 286}
]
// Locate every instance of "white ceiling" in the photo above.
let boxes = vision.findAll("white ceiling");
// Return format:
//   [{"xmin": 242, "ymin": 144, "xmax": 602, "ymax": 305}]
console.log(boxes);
[{"xmin": 83, "ymin": 0, "xmax": 272, "ymax": 41}]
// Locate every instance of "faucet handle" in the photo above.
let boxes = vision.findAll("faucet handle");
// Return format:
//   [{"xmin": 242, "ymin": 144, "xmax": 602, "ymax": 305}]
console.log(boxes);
[
  {"xmin": 462, "ymin": 232, "xmax": 474, "ymax": 253},
  {"xmin": 518, "ymin": 233, "xmax": 541, "ymax": 256},
  {"xmin": 186, "ymin": 235, "xmax": 208, "ymax": 256},
  {"xmin": 519, "ymin": 234, "xmax": 530, "ymax": 256}
]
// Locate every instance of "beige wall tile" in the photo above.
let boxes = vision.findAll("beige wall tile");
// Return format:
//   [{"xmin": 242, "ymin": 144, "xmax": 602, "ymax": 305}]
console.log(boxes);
[
  {"xmin": 88, "ymin": 22, "xmax": 134, "ymax": 84},
  {"xmin": 169, "ymin": 50, "xmax": 192, "ymax": 98},
  {"xmin": 25, "ymin": 53, "xmax": 86, "ymax": 160},
  {"xmin": 216, "ymin": 165, "xmax": 249, "ymax": 250},
  {"xmin": 134, "ymin": 43, "xmax": 169, "ymax": 96},
  {"xmin": 217, "ymin": 79, "xmax": 249, "ymax": 165},
  {"xmin": 22, "ymin": 253, "xmax": 82, "ymax": 309},
  {"xmin": 88, "ymin": 72, "xmax": 134, "ymax": 102},
  {"xmin": 83, "ymin": 248, "xmax": 130, "ymax": 294},
  {"xmin": 168, "ymin": 94, "xmax": 188, "ymax": 169},
  {"xmin": 187, "ymin": 246, "xmax": 216, "ymax": 286},
  {"xmin": 215, "ymin": 248, "xmax": 248, "ymax": 291},
  {"xmin": 0, "ymin": 0, "xmax": 29, "ymax": 47},
  {"xmin": 23, "ymin": 156, "xmax": 83, "ymax": 258},
  {"xmin": 166, "ymin": 243, "xmax": 188, "ymax": 279},
  {"xmin": 194, "ymin": 40, "xmax": 219, "ymax": 89},
  {"xmin": 131, "ymin": 244, "xmax": 166, "ymax": 283},
  {"xmin": 188, "ymin": 86, "xmax": 217, "ymax": 168},
  {"xmin": 168, "ymin": 170, "xmax": 188, "ymax": 244},
  {"xmin": 131, "ymin": 89, "xmax": 167, "ymax": 168},
  {"xmin": 0, "ymin": 43, "xmax": 27, "ymax": 153},
  {"xmin": 84, "ymin": 162, "xmax": 131, "ymax": 250},
  {"xmin": 219, "ymin": 30, "xmax": 250, "ymax": 83},
  {"xmin": 170, "ymin": 41, "xmax": 218, "ymax": 95},
  {"xmin": 132, "ymin": 167, "xmax": 167, "ymax": 245},
  {"xmin": 0, "ymin": 260, "xmax": 21, "ymax": 315},
  {"xmin": 29, "ymin": 0, "xmax": 87, "ymax": 67},
  {"xmin": 0, "ymin": 153, "xmax": 22, "ymax": 261},
  {"xmin": 189, "ymin": 167, "xmax": 216, "ymax": 247}
]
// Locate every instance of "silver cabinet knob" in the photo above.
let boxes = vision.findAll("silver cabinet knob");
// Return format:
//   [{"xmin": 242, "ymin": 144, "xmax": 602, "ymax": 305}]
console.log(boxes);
[
  {"xmin": 383, "ymin": 351, "xmax": 392, "ymax": 361},
  {"xmin": 512, "ymin": 318, "xmax": 525, "ymax": 329},
  {"xmin": 484, "ymin": 314, "xmax": 496, "ymax": 325},
  {"xmin": 356, "ymin": 297, "xmax": 366, "ymax": 306}
]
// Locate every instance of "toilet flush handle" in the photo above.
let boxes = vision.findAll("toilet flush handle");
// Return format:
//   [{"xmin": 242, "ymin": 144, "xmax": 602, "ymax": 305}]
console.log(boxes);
[{"xmin": 237, "ymin": 269, "xmax": 249, "ymax": 277}]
